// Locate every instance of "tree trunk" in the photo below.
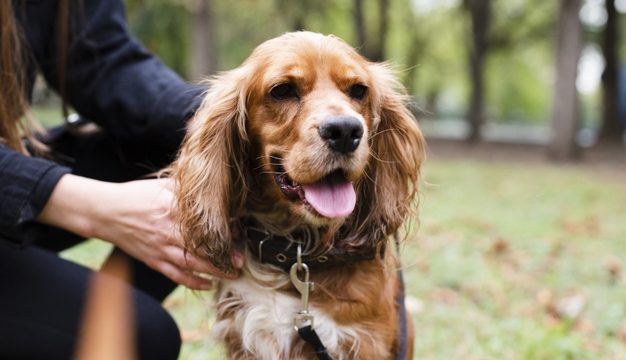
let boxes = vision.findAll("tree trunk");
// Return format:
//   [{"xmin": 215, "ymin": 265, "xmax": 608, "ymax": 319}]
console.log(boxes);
[
  {"xmin": 354, "ymin": 0, "xmax": 367, "ymax": 53},
  {"xmin": 353, "ymin": 0, "xmax": 389, "ymax": 61},
  {"xmin": 371, "ymin": 0, "xmax": 389, "ymax": 62},
  {"xmin": 548, "ymin": 0, "xmax": 583, "ymax": 160},
  {"xmin": 278, "ymin": 0, "xmax": 308, "ymax": 31},
  {"xmin": 290, "ymin": 0, "xmax": 311, "ymax": 31},
  {"xmin": 292, "ymin": 12, "xmax": 306, "ymax": 32},
  {"xmin": 465, "ymin": 0, "xmax": 491, "ymax": 143},
  {"xmin": 190, "ymin": 0, "xmax": 217, "ymax": 80},
  {"xmin": 598, "ymin": 0, "xmax": 624, "ymax": 144},
  {"xmin": 405, "ymin": 42, "xmax": 420, "ymax": 94}
]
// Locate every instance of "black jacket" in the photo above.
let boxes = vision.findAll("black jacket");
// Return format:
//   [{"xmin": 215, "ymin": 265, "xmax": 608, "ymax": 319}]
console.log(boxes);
[{"xmin": 0, "ymin": 0, "xmax": 204, "ymax": 245}]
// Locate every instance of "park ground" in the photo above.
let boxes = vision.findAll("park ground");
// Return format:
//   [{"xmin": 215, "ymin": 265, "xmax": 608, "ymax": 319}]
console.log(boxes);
[{"xmin": 62, "ymin": 140, "xmax": 626, "ymax": 360}]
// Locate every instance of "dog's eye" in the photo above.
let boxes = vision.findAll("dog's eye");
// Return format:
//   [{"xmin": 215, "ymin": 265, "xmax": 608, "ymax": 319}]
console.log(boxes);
[
  {"xmin": 349, "ymin": 84, "xmax": 368, "ymax": 100},
  {"xmin": 270, "ymin": 83, "xmax": 299, "ymax": 100}
]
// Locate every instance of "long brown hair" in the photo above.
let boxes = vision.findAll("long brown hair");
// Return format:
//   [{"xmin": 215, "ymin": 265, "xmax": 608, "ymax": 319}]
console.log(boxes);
[
  {"xmin": 0, "ymin": 0, "xmax": 70, "ymax": 154},
  {"xmin": 0, "ymin": 1, "xmax": 30, "ymax": 152}
]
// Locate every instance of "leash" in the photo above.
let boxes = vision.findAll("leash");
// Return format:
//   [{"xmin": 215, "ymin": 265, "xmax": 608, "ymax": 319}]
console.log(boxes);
[
  {"xmin": 242, "ymin": 217, "xmax": 409, "ymax": 360},
  {"xmin": 289, "ymin": 245, "xmax": 333, "ymax": 360},
  {"xmin": 297, "ymin": 325, "xmax": 333, "ymax": 360},
  {"xmin": 393, "ymin": 232, "xmax": 409, "ymax": 360},
  {"xmin": 288, "ymin": 236, "xmax": 410, "ymax": 360}
]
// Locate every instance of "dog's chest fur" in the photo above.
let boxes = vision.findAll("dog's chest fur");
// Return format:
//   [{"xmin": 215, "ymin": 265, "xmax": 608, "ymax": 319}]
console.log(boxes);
[{"xmin": 212, "ymin": 261, "xmax": 396, "ymax": 360}]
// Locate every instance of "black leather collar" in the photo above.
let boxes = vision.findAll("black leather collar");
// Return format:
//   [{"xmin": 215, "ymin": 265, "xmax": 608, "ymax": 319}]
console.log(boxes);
[{"xmin": 239, "ymin": 217, "xmax": 383, "ymax": 272}]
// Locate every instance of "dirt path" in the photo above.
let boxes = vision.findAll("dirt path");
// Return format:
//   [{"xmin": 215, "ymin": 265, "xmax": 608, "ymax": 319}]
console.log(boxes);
[{"xmin": 425, "ymin": 138, "xmax": 626, "ymax": 181}]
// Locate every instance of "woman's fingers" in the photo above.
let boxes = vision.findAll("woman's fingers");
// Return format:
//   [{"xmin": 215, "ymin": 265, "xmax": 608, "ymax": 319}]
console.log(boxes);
[
  {"xmin": 162, "ymin": 245, "xmax": 239, "ymax": 280},
  {"xmin": 153, "ymin": 260, "xmax": 214, "ymax": 290}
]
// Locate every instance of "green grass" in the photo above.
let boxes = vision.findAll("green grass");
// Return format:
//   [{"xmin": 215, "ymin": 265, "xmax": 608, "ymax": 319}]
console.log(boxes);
[
  {"xmin": 61, "ymin": 159, "xmax": 626, "ymax": 359},
  {"xmin": 31, "ymin": 106, "xmax": 64, "ymax": 127}
]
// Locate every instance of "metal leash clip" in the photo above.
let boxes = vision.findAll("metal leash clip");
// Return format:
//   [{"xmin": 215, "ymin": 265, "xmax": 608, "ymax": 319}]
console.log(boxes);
[{"xmin": 290, "ymin": 245, "xmax": 315, "ymax": 330}]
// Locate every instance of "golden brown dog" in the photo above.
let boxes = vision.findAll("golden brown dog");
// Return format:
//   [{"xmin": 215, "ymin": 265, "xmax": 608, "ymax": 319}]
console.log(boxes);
[{"xmin": 171, "ymin": 31, "xmax": 425, "ymax": 359}]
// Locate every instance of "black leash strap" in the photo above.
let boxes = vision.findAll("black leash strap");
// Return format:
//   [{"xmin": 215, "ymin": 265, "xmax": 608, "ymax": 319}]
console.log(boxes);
[
  {"xmin": 393, "ymin": 232, "xmax": 409, "ymax": 360},
  {"xmin": 290, "ymin": 234, "xmax": 408, "ymax": 360},
  {"xmin": 395, "ymin": 268, "xmax": 409, "ymax": 360},
  {"xmin": 297, "ymin": 325, "xmax": 333, "ymax": 360}
]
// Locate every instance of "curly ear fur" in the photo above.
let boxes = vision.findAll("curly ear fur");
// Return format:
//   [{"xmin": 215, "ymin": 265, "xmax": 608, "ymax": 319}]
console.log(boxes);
[
  {"xmin": 347, "ymin": 63, "xmax": 426, "ymax": 248},
  {"xmin": 171, "ymin": 68, "xmax": 250, "ymax": 274}
]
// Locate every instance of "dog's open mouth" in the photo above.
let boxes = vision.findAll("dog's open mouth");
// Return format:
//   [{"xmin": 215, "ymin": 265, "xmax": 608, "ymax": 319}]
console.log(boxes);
[{"xmin": 272, "ymin": 158, "xmax": 356, "ymax": 218}]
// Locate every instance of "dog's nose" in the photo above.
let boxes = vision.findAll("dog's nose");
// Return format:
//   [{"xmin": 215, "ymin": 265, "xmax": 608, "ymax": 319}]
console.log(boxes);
[{"xmin": 318, "ymin": 116, "xmax": 364, "ymax": 154}]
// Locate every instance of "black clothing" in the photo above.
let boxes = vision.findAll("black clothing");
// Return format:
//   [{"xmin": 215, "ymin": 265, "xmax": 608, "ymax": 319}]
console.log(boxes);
[
  {"xmin": 1, "ymin": 1, "xmax": 206, "ymax": 358},
  {"xmin": 0, "ymin": 243, "xmax": 180, "ymax": 360},
  {"xmin": 1, "ymin": 0, "xmax": 204, "ymax": 246},
  {"xmin": 0, "ymin": 129, "xmax": 181, "ymax": 359}
]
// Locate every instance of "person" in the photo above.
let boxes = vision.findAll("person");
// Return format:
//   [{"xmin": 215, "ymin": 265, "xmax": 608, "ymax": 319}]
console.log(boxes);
[{"xmin": 0, "ymin": 1, "xmax": 242, "ymax": 358}]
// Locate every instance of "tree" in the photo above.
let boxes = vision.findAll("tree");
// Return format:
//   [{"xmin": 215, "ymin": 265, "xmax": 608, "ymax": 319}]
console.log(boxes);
[
  {"xmin": 371, "ymin": 0, "xmax": 390, "ymax": 61},
  {"xmin": 463, "ymin": 0, "xmax": 491, "ymax": 143},
  {"xmin": 354, "ymin": 0, "xmax": 366, "ymax": 49},
  {"xmin": 598, "ymin": 0, "xmax": 624, "ymax": 144},
  {"xmin": 548, "ymin": 0, "xmax": 583, "ymax": 160},
  {"xmin": 190, "ymin": 0, "xmax": 217, "ymax": 80},
  {"xmin": 126, "ymin": 0, "xmax": 191, "ymax": 76},
  {"xmin": 352, "ymin": 0, "xmax": 390, "ymax": 61},
  {"xmin": 276, "ymin": 0, "xmax": 310, "ymax": 31}
]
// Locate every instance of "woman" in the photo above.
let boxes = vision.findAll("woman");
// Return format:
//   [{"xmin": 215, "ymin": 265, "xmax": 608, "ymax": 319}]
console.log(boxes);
[{"xmin": 0, "ymin": 1, "xmax": 241, "ymax": 358}]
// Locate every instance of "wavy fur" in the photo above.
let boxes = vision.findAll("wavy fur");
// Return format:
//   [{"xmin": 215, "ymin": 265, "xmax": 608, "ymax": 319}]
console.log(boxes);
[{"xmin": 170, "ymin": 32, "xmax": 425, "ymax": 359}]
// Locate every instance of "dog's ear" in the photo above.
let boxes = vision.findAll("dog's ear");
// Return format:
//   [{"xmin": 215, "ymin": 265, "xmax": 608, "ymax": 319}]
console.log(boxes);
[
  {"xmin": 349, "ymin": 64, "xmax": 426, "ymax": 247},
  {"xmin": 171, "ymin": 68, "xmax": 250, "ymax": 275}
]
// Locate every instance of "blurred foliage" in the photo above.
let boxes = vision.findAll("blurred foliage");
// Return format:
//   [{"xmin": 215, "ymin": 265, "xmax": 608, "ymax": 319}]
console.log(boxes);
[
  {"xmin": 120, "ymin": 0, "xmax": 620, "ymax": 127},
  {"xmin": 125, "ymin": 0, "xmax": 192, "ymax": 75}
]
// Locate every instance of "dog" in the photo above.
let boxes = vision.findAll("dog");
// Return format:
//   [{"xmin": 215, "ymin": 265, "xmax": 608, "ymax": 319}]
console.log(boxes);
[{"xmin": 170, "ymin": 31, "xmax": 425, "ymax": 359}]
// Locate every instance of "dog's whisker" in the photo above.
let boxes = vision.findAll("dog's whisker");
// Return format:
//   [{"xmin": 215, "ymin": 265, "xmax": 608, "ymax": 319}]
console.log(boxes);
[
  {"xmin": 369, "ymin": 149, "xmax": 396, "ymax": 164},
  {"xmin": 259, "ymin": 170, "xmax": 288, "ymax": 176},
  {"xmin": 362, "ymin": 168, "xmax": 376, "ymax": 185},
  {"xmin": 369, "ymin": 127, "xmax": 399, "ymax": 140}
]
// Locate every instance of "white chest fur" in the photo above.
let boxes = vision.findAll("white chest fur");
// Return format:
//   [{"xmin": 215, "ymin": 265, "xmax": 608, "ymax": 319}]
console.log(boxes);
[{"xmin": 212, "ymin": 273, "xmax": 369, "ymax": 360}]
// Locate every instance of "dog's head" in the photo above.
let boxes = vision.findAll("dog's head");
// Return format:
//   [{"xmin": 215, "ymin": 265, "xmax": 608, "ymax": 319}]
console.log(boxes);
[{"xmin": 172, "ymin": 32, "xmax": 425, "ymax": 274}]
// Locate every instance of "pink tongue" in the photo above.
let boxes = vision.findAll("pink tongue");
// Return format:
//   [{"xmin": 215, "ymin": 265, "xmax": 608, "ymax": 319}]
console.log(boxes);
[{"xmin": 302, "ymin": 177, "xmax": 356, "ymax": 218}]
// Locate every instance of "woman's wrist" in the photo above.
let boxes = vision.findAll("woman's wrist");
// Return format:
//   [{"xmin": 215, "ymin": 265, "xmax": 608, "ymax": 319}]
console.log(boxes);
[
  {"xmin": 38, "ymin": 176, "xmax": 241, "ymax": 286},
  {"xmin": 37, "ymin": 174, "xmax": 114, "ymax": 240}
]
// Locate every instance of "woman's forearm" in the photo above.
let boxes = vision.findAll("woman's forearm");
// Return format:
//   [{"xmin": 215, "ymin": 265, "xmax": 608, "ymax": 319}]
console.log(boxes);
[
  {"xmin": 37, "ymin": 174, "xmax": 110, "ymax": 239},
  {"xmin": 36, "ymin": 175, "xmax": 240, "ymax": 288}
]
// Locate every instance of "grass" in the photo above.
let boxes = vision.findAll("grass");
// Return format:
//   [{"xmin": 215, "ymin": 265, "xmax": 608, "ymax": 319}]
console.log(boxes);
[
  {"xmin": 61, "ymin": 159, "xmax": 626, "ymax": 359},
  {"xmin": 31, "ymin": 106, "xmax": 64, "ymax": 127}
]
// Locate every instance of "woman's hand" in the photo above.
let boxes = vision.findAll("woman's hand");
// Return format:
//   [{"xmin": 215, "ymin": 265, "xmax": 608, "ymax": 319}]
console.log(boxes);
[{"xmin": 38, "ymin": 175, "xmax": 243, "ymax": 290}]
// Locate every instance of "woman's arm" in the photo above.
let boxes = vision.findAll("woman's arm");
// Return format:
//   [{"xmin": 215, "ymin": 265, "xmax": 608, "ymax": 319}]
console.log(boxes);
[
  {"xmin": 0, "ymin": 145, "xmax": 70, "ymax": 243},
  {"xmin": 18, "ymin": 0, "xmax": 205, "ymax": 155},
  {"xmin": 37, "ymin": 174, "xmax": 243, "ymax": 289}
]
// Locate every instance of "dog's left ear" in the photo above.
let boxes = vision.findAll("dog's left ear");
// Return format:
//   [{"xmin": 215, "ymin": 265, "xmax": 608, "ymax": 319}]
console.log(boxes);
[
  {"xmin": 350, "ymin": 64, "xmax": 426, "ymax": 245},
  {"xmin": 170, "ymin": 67, "xmax": 250, "ymax": 275}
]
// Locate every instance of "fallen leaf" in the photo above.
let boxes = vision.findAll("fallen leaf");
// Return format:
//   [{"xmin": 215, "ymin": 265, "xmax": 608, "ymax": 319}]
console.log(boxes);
[
  {"xmin": 605, "ymin": 255, "xmax": 622, "ymax": 284},
  {"xmin": 574, "ymin": 319, "xmax": 595, "ymax": 335},
  {"xmin": 554, "ymin": 293, "xmax": 586, "ymax": 321},
  {"xmin": 429, "ymin": 287, "xmax": 460, "ymax": 305},
  {"xmin": 181, "ymin": 328, "xmax": 209, "ymax": 342},
  {"xmin": 560, "ymin": 216, "xmax": 600, "ymax": 237},
  {"xmin": 619, "ymin": 320, "xmax": 626, "ymax": 343},
  {"xmin": 405, "ymin": 295, "xmax": 424, "ymax": 314},
  {"xmin": 536, "ymin": 288, "xmax": 553, "ymax": 307},
  {"xmin": 489, "ymin": 237, "xmax": 509, "ymax": 255}
]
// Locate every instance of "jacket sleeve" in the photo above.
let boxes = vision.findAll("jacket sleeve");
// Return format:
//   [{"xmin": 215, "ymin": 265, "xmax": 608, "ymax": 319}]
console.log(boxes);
[
  {"xmin": 2, "ymin": 0, "xmax": 205, "ymax": 246},
  {"xmin": 0, "ymin": 145, "xmax": 71, "ymax": 246},
  {"xmin": 26, "ymin": 0, "xmax": 205, "ymax": 155}
]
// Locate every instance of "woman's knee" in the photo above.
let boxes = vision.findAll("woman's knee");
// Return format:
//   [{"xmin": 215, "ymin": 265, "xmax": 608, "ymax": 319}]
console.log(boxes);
[{"xmin": 133, "ymin": 291, "xmax": 182, "ymax": 360}]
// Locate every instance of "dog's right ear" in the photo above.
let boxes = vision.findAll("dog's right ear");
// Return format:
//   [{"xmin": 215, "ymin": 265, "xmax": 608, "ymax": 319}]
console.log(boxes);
[{"xmin": 171, "ymin": 67, "xmax": 250, "ymax": 275}]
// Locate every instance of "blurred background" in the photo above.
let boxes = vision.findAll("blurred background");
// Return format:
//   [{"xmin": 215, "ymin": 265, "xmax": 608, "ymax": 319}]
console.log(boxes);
[
  {"xmin": 48, "ymin": 0, "xmax": 626, "ymax": 359},
  {"xmin": 34, "ymin": 0, "xmax": 626, "ymax": 158}
]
